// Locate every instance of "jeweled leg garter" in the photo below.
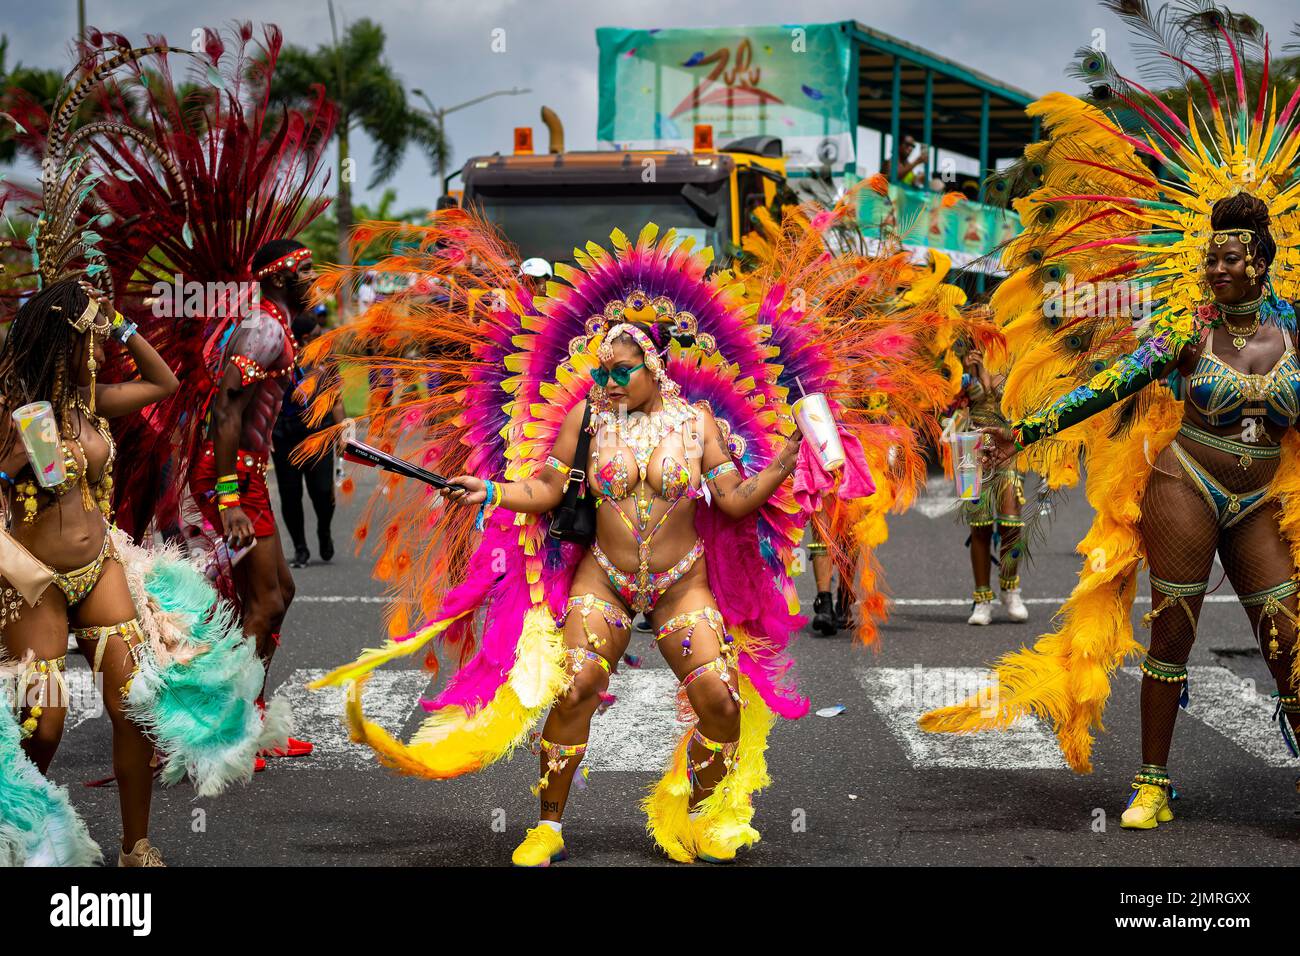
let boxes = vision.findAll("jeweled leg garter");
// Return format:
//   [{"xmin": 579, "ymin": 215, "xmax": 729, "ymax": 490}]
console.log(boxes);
[
  {"xmin": 13, "ymin": 655, "xmax": 67, "ymax": 739},
  {"xmin": 74, "ymin": 618, "xmax": 146, "ymax": 698},
  {"xmin": 558, "ymin": 593, "xmax": 630, "ymax": 651},
  {"xmin": 1240, "ymin": 580, "xmax": 1300, "ymax": 662},
  {"xmin": 1141, "ymin": 575, "xmax": 1207, "ymax": 635},
  {"xmin": 655, "ymin": 606, "xmax": 724, "ymax": 658},
  {"xmin": 532, "ymin": 737, "xmax": 589, "ymax": 795}
]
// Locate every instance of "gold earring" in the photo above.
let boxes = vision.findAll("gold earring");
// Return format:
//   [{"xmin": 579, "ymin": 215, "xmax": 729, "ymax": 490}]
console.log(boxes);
[{"xmin": 1247, "ymin": 264, "xmax": 1258, "ymax": 279}]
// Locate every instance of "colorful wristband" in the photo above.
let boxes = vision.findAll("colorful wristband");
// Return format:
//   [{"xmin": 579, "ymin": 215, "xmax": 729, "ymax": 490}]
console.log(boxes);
[{"xmin": 475, "ymin": 479, "xmax": 495, "ymax": 532}]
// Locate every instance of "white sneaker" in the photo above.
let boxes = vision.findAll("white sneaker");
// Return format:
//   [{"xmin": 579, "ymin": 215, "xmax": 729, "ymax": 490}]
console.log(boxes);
[
  {"xmin": 1001, "ymin": 588, "xmax": 1029, "ymax": 622},
  {"xmin": 967, "ymin": 601, "xmax": 994, "ymax": 626}
]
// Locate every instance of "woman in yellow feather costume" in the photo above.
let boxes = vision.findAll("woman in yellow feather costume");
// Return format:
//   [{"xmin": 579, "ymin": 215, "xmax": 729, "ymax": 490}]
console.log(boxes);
[
  {"xmin": 298, "ymin": 192, "xmax": 951, "ymax": 865},
  {"xmin": 922, "ymin": 1, "xmax": 1300, "ymax": 830}
]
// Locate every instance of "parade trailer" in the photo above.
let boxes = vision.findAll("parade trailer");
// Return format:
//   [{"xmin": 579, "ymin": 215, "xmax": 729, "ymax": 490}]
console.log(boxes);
[{"xmin": 460, "ymin": 21, "xmax": 1035, "ymax": 285}]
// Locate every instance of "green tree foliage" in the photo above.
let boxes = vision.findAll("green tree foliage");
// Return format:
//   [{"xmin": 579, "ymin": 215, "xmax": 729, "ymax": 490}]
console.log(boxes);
[{"xmin": 268, "ymin": 5, "xmax": 446, "ymax": 298}]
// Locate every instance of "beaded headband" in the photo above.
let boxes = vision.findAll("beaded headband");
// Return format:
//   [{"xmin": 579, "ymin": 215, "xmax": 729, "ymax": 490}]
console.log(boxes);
[
  {"xmin": 599, "ymin": 322, "xmax": 679, "ymax": 397},
  {"xmin": 254, "ymin": 247, "xmax": 313, "ymax": 279}
]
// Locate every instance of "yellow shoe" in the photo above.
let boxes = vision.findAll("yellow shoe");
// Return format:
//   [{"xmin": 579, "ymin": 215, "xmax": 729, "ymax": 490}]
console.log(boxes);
[
  {"xmin": 1121, "ymin": 784, "xmax": 1174, "ymax": 830},
  {"xmin": 692, "ymin": 819, "xmax": 737, "ymax": 864},
  {"xmin": 511, "ymin": 825, "xmax": 566, "ymax": 867}
]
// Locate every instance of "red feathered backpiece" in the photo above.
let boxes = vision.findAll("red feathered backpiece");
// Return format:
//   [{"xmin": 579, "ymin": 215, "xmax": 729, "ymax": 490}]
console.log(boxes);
[{"xmin": 27, "ymin": 25, "xmax": 337, "ymax": 539}]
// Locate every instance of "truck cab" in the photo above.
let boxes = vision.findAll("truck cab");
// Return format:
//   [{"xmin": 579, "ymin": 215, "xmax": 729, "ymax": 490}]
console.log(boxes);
[{"xmin": 460, "ymin": 129, "xmax": 787, "ymax": 265}]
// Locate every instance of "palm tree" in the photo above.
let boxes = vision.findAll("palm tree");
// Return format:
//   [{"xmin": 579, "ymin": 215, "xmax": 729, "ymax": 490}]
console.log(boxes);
[
  {"xmin": 0, "ymin": 35, "xmax": 63, "ymax": 165},
  {"xmin": 269, "ymin": 3, "xmax": 446, "ymax": 299}
]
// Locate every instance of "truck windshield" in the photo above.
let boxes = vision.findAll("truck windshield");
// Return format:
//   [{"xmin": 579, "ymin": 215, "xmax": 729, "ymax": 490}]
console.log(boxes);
[{"xmin": 467, "ymin": 185, "xmax": 731, "ymax": 266}]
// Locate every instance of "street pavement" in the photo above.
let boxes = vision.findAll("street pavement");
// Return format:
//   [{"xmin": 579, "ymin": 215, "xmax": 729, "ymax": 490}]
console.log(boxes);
[{"xmin": 50, "ymin": 466, "xmax": 1300, "ymax": 866}]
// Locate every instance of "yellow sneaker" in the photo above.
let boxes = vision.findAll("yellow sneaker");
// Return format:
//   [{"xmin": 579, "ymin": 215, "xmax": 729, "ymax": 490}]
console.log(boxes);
[
  {"xmin": 511, "ymin": 825, "xmax": 566, "ymax": 867},
  {"xmin": 692, "ymin": 819, "xmax": 736, "ymax": 864},
  {"xmin": 1121, "ymin": 784, "xmax": 1174, "ymax": 830}
]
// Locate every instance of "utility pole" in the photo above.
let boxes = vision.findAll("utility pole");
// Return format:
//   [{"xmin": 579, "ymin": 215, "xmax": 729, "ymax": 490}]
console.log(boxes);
[{"xmin": 410, "ymin": 86, "xmax": 530, "ymax": 198}]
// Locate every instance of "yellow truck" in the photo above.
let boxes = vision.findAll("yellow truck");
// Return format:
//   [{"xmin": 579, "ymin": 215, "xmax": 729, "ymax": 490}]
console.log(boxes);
[{"xmin": 459, "ymin": 108, "xmax": 788, "ymax": 265}]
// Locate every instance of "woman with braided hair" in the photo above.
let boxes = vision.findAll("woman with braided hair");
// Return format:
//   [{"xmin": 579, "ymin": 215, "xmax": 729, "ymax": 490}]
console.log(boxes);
[
  {"xmin": 0, "ymin": 280, "xmax": 178, "ymax": 865},
  {"xmin": 1, "ymin": 34, "xmax": 297, "ymax": 867},
  {"xmin": 978, "ymin": 193, "xmax": 1300, "ymax": 827},
  {"xmin": 921, "ymin": 8, "xmax": 1300, "ymax": 832}
]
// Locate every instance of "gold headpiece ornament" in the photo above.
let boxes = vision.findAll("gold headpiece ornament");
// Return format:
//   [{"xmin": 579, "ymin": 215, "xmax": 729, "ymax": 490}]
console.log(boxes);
[
  {"xmin": 15, "ymin": 43, "xmax": 188, "ymax": 415},
  {"xmin": 1210, "ymin": 228, "xmax": 1255, "ymax": 246},
  {"xmin": 567, "ymin": 288, "xmax": 714, "ymax": 361}
]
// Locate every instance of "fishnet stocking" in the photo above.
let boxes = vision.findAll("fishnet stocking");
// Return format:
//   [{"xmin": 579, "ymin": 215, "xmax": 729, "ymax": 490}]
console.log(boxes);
[
  {"xmin": 1136, "ymin": 447, "xmax": 1218, "ymax": 767},
  {"xmin": 1218, "ymin": 503, "xmax": 1300, "ymax": 739}
]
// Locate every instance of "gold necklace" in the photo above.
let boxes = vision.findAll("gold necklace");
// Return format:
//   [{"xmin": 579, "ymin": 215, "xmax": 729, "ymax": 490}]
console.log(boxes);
[{"xmin": 1223, "ymin": 315, "xmax": 1259, "ymax": 350}]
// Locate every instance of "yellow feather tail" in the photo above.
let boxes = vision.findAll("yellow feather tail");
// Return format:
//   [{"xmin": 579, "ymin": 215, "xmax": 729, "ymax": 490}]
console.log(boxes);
[
  {"xmin": 308, "ymin": 613, "xmax": 468, "ymax": 690},
  {"xmin": 338, "ymin": 606, "xmax": 567, "ymax": 780}
]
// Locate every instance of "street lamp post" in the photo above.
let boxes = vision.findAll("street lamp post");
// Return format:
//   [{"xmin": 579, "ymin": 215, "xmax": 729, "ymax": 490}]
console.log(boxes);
[{"xmin": 411, "ymin": 86, "xmax": 531, "ymax": 198}]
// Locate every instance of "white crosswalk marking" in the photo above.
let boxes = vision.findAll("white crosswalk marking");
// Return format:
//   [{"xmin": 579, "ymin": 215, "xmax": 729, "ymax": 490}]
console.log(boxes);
[
  {"xmin": 273, "ymin": 669, "xmax": 433, "ymax": 771},
  {"xmin": 276, "ymin": 667, "xmax": 685, "ymax": 773},
  {"xmin": 1119, "ymin": 665, "xmax": 1300, "ymax": 768},
  {"xmin": 587, "ymin": 669, "xmax": 687, "ymax": 772},
  {"xmin": 913, "ymin": 475, "xmax": 960, "ymax": 519},
  {"xmin": 62, "ymin": 669, "xmax": 104, "ymax": 733},
  {"xmin": 857, "ymin": 666, "xmax": 1068, "ymax": 769}
]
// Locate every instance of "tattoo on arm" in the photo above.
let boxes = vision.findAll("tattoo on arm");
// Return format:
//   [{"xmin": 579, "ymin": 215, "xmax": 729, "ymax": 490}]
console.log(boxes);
[
  {"xmin": 524, "ymin": 481, "xmax": 535, "ymax": 500},
  {"xmin": 735, "ymin": 476, "xmax": 760, "ymax": 500}
]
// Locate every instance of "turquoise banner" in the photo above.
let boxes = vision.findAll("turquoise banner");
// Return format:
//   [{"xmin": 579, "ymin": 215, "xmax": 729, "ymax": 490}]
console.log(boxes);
[
  {"xmin": 857, "ymin": 183, "xmax": 1021, "ymax": 271},
  {"xmin": 597, "ymin": 23, "xmax": 856, "ymax": 171}
]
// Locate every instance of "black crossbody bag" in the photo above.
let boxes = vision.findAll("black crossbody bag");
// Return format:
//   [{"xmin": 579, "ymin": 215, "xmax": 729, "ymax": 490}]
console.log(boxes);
[{"xmin": 548, "ymin": 401, "xmax": 596, "ymax": 544}]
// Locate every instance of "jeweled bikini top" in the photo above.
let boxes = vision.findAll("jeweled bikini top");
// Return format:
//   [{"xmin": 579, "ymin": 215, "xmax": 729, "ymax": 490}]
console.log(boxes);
[{"xmin": 1187, "ymin": 327, "xmax": 1300, "ymax": 428}]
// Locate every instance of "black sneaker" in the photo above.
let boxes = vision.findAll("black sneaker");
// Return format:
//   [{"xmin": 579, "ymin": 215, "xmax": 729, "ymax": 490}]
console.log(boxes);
[
  {"xmin": 290, "ymin": 547, "xmax": 310, "ymax": 568},
  {"xmin": 811, "ymin": 591, "xmax": 837, "ymax": 637},
  {"xmin": 635, "ymin": 616, "xmax": 653, "ymax": 633},
  {"xmin": 319, "ymin": 537, "xmax": 335, "ymax": 563}
]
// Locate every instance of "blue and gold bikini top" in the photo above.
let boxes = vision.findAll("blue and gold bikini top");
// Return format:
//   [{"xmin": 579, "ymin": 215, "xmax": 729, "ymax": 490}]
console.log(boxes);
[{"xmin": 1186, "ymin": 327, "xmax": 1300, "ymax": 427}]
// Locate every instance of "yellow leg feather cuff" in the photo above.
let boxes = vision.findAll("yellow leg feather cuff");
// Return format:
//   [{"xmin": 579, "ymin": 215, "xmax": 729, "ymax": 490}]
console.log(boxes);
[
  {"xmin": 642, "ymin": 676, "xmax": 775, "ymax": 862},
  {"xmin": 308, "ymin": 611, "xmax": 471, "ymax": 690}
]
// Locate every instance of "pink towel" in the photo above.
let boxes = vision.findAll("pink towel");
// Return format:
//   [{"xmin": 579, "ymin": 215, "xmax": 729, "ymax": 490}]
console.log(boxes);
[{"xmin": 792, "ymin": 425, "xmax": 875, "ymax": 511}]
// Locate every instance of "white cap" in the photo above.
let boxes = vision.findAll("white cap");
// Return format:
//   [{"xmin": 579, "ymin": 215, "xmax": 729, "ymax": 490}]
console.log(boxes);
[{"xmin": 520, "ymin": 257, "xmax": 553, "ymax": 278}]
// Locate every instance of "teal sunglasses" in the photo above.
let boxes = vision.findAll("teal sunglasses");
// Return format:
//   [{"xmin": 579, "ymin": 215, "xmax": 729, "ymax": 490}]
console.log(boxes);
[{"xmin": 591, "ymin": 362, "xmax": 644, "ymax": 388}]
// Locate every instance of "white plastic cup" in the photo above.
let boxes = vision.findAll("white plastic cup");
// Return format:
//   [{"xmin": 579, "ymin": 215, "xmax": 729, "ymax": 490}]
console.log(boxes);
[
  {"xmin": 947, "ymin": 430, "xmax": 983, "ymax": 500},
  {"xmin": 793, "ymin": 392, "xmax": 845, "ymax": 472},
  {"xmin": 11, "ymin": 401, "xmax": 66, "ymax": 488}
]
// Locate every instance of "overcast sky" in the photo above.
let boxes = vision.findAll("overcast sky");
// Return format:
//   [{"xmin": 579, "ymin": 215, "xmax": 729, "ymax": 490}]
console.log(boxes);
[{"xmin": 3, "ymin": 0, "xmax": 1298, "ymax": 208}]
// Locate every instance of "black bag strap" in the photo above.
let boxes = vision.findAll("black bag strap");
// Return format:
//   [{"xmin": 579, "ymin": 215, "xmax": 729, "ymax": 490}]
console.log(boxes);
[{"xmin": 567, "ymin": 400, "xmax": 593, "ymax": 491}]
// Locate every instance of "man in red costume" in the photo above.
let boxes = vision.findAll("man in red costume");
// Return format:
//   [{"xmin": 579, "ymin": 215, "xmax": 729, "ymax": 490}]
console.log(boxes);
[{"xmin": 189, "ymin": 238, "xmax": 316, "ymax": 761}]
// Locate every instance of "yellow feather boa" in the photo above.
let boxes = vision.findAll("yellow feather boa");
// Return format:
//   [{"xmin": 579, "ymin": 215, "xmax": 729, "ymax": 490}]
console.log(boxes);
[{"xmin": 920, "ymin": 392, "xmax": 1182, "ymax": 772}]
